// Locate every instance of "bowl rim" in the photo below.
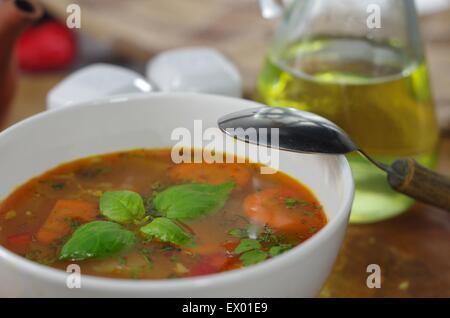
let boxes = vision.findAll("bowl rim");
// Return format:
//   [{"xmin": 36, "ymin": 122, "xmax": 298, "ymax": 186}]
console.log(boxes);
[{"xmin": 0, "ymin": 92, "xmax": 354, "ymax": 292}]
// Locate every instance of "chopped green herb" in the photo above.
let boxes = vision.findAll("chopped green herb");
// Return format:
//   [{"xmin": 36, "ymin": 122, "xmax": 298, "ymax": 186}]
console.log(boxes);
[
  {"xmin": 269, "ymin": 244, "xmax": 292, "ymax": 257},
  {"xmin": 64, "ymin": 217, "xmax": 81, "ymax": 230},
  {"xmin": 76, "ymin": 166, "xmax": 111, "ymax": 178},
  {"xmin": 228, "ymin": 228, "xmax": 247, "ymax": 239},
  {"xmin": 141, "ymin": 254, "xmax": 153, "ymax": 269},
  {"xmin": 50, "ymin": 182, "xmax": 66, "ymax": 190},
  {"xmin": 144, "ymin": 196, "xmax": 161, "ymax": 218},
  {"xmin": 285, "ymin": 197, "xmax": 299, "ymax": 208},
  {"xmin": 50, "ymin": 237, "xmax": 66, "ymax": 249},
  {"xmin": 258, "ymin": 225, "xmax": 280, "ymax": 244},
  {"xmin": 117, "ymin": 256, "xmax": 127, "ymax": 266},
  {"xmin": 161, "ymin": 245, "xmax": 180, "ymax": 252},
  {"xmin": 308, "ymin": 227, "xmax": 317, "ymax": 234},
  {"xmin": 25, "ymin": 249, "xmax": 57, "ymax": 265},
  {"xmin": 234, "ymin": 239, "xmax": 261, "ymax": 254},
  {"xmin": 240, "ymin": 249, "xmax": 268, "ymax": 266},
  {"xmin": 140, "ymin": 247, "xmax": 153, "ymax": 256},
  {"xmin": 151, "ymin": 182, "xmax": 163, "ymax": 191},
  {"xmin": 285, "ymin": 197, "xmax": 309, "ymax": 208}
]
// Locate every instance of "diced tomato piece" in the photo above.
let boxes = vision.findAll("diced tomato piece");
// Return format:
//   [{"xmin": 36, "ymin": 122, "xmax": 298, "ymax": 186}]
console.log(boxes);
[
  {"xmin": 222, "ymin": 240, "xmax": 239, "ymax": 252},
  {"xmin": 189, "ymin": 262, "xmax": 218, "ymax": 277},
  {"xmin": 189, "ymin": 253, "xmax": 236, "ymax": 277},
  {"xmin": 6, "ymin": 232, "xmax": 32, "ymax": 252}
]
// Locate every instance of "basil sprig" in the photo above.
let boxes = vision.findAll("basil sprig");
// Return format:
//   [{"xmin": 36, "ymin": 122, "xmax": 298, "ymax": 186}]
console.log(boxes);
[{"xmin": 59, "ymin": 182, "xmax": 235, "ymax": 260}]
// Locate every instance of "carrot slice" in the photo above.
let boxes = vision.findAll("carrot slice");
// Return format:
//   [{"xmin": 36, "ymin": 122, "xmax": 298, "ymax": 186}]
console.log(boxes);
[
  {"xmin": 169, "ymin": 163, "xmax": 251, "ymax": 188},
  {"xmin": 244, "ymin": 187, "xmax": 323, "ymax": 234},
  {"xmin": 36, "ymin": 200, "xmax": 98, "ymax": 244}
]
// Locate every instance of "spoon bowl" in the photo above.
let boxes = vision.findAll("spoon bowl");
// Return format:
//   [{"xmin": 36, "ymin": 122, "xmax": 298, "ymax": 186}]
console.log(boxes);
[
  {"xmin": 218, "ymin": 106, "xmax": 450, "ymax": 212},
  {"xmin": 218, "ymin": 106, "xmax": 357, "ymax": 154}
]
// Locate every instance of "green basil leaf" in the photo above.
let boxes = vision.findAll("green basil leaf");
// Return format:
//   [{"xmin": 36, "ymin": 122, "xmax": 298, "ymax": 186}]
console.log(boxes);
[
  {"xmin": 100, "ymin": 191, "xmax": 145, "ymax": 224},
  {"xmin": 234, "ymin": 239, "xmax": 261, "ymax": 254},
  {"xmin": 228, "ymin": 228, "xmax": 248, "ymax": 239},
  {"xmin": 240, "ymin": 249, "xmax": 268, "ymax": 266},
  {"xmin": 140, "ymin": 217, "xmax": 192, "ymax": 246},
  {"xmin": 59, "ymin": 221, "xmax": 136, "ymax": 261},
  {"xmin": 152, "ymin": 182, "xmax": 234, "ymax": 219},
  {"xmin": 269, "ymin": 244, "xmax": 292, "ymax": 257}
]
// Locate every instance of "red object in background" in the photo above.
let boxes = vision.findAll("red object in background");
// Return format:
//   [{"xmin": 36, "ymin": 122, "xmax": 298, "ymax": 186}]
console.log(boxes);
[{"xmin": 16, "ymin": 20, "xmax": 77, "ymax": 72}]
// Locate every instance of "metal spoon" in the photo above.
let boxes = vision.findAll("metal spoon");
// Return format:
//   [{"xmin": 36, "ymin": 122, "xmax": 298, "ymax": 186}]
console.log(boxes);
[{"xmin": 218, "ymin": 106, "xmax": 450, "ymax": 211}]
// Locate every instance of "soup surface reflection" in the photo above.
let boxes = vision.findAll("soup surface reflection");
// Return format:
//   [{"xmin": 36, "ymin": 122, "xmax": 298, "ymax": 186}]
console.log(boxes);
[{"xmin": 0, "ymin": 149, "xmax": 326, "ymax": 279}]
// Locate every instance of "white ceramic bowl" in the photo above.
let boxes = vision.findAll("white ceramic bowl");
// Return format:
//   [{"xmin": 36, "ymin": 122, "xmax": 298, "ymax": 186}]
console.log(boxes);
[{"xmin": 0, "ymin": 93, "xmax": 354, "ymax": 297}]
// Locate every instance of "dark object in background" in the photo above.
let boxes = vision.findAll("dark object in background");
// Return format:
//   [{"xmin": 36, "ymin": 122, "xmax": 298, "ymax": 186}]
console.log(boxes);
[
  {"xmin": 15, "ymin": 0, "xmax": 35, "ymax": 13},
  {"xmin": 17, "ymin": 20, "xmax": 77, "ymax": 72},
  {"xmin": 0, "ymin": 0, "xmax": 43, "ymax": 126}
]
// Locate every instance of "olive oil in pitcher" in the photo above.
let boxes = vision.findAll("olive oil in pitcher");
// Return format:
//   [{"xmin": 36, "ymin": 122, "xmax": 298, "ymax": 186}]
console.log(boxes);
[{"xmin": 257, "ymin": 36, "xmax": 440, "ymax": 223}]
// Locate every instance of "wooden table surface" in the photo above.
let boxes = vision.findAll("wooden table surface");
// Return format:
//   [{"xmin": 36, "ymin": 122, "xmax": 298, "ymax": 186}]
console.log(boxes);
[{"xmin": 2, "ymin": 0, "xmax": 449, "ymax": 297}]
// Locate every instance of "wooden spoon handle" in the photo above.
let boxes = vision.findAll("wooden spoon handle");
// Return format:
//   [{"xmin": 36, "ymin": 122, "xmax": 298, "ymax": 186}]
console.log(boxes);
[{"xmin": 387, "ymin": 158, "xmax": 450, "ymax": 211}]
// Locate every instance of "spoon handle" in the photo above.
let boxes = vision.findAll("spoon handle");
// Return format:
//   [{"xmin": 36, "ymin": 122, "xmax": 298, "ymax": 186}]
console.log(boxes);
[{"xmin": 387, "ymin": 158, "xmax": 450, "ymax": 211}]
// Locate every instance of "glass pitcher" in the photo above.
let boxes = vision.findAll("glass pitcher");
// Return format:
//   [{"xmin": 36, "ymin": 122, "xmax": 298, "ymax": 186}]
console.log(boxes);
[{"xmin": 256, "ymin": 0, "xmax": 440, "ymax": 223}]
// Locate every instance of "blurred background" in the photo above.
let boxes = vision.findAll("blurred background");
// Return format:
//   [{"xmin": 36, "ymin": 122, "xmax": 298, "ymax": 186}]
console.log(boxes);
[
  {"xmin": 5, "ymin": 0, "xmax": 450, "ymax": 130},
  {"xmin": 1, "ymin": 0, "xmax": 449, "ymax": 297}
]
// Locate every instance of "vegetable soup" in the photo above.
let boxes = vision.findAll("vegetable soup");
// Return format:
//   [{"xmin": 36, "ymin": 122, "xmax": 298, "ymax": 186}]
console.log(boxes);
[{"xmin": 0, "ymin": 149, "xmax": 326, "ymax": 279}]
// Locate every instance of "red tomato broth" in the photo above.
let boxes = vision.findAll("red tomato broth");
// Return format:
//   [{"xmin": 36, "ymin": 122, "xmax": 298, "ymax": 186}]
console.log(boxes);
[{"xmin": 0, "ymin": 149, "xmax": 327, "ymax": 279}]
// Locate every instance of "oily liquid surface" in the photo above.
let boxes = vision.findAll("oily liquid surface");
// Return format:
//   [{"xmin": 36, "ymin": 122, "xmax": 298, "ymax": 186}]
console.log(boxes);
[
  {"xmin": 257, "ymin": 36, "xmax": 439, "ymax": 223},
  {"xmin": 0, "ymin": 149, "xmax": 326, "ymax": 279}
]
